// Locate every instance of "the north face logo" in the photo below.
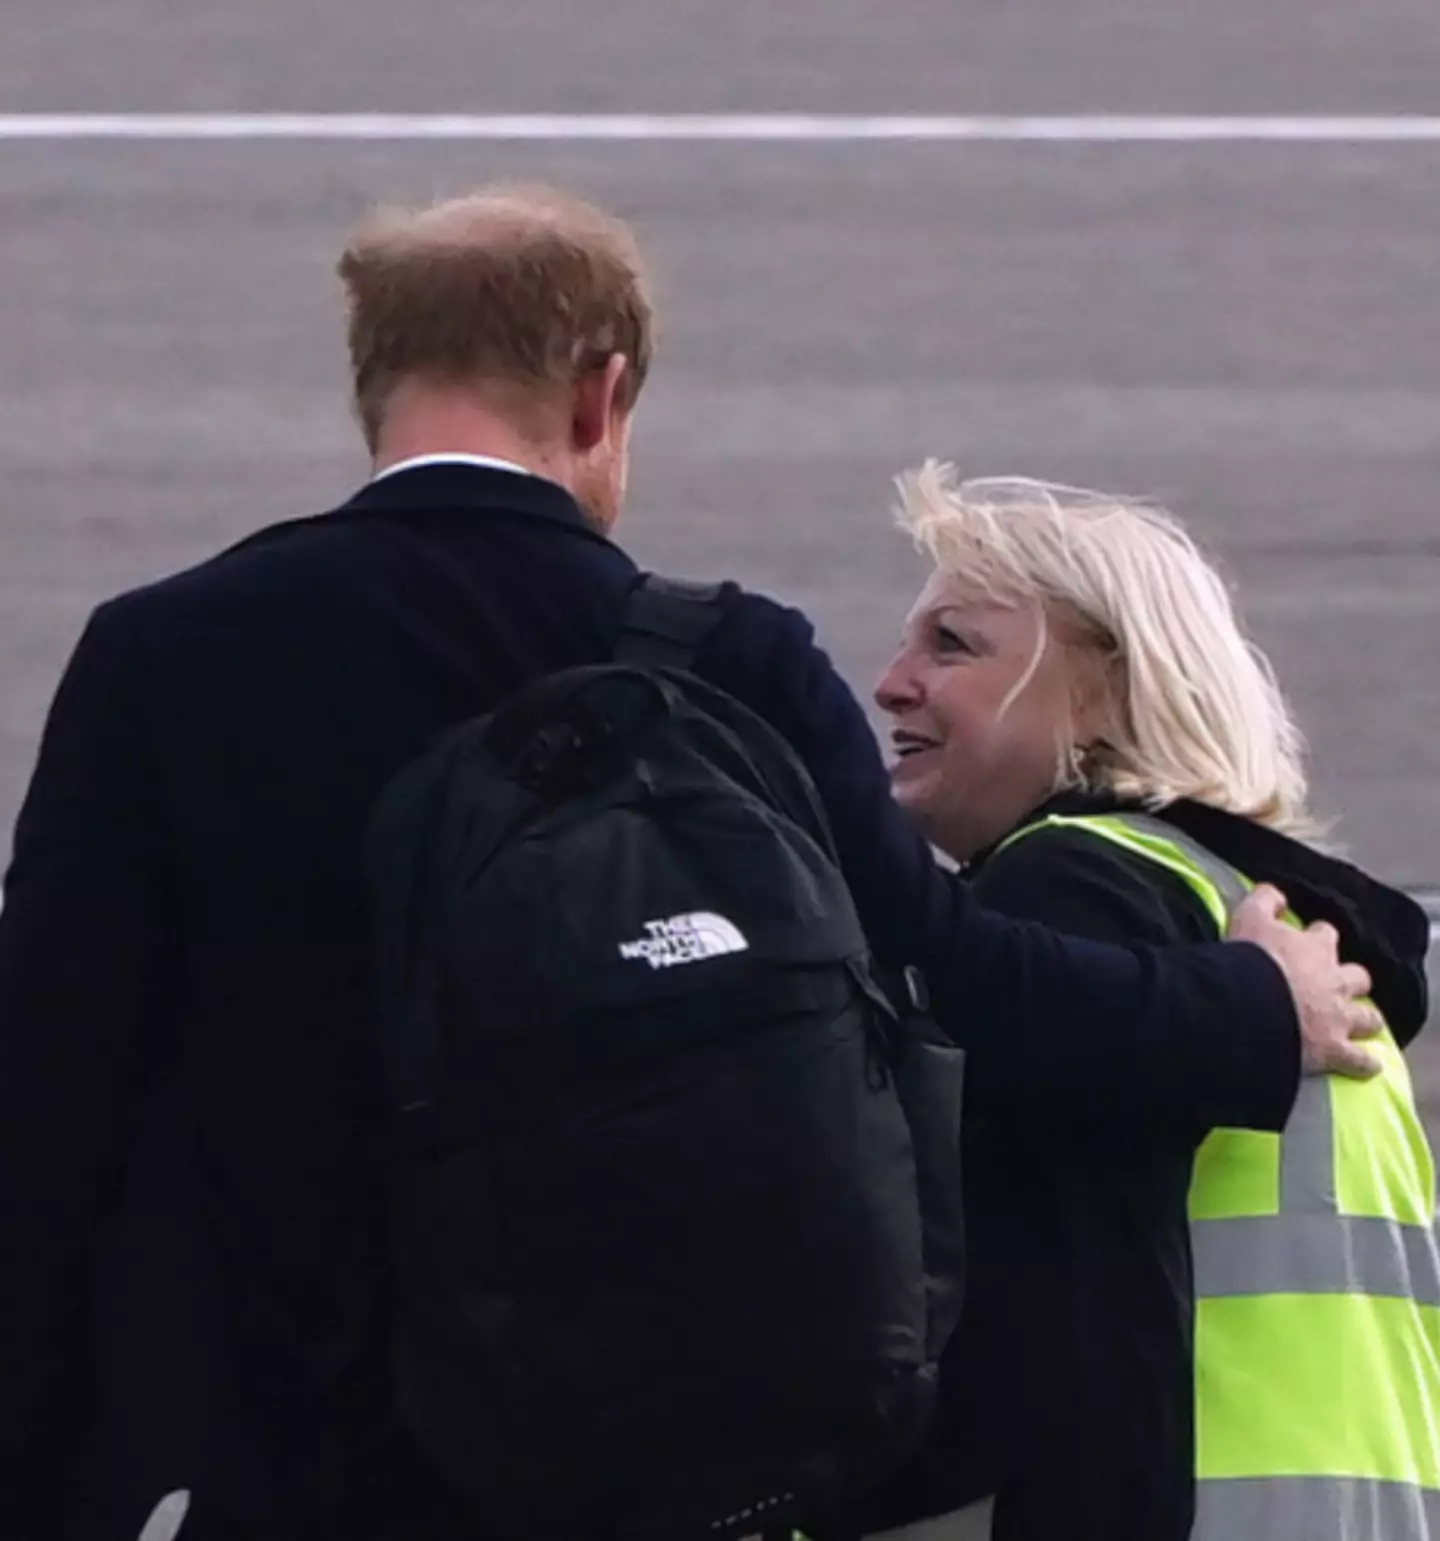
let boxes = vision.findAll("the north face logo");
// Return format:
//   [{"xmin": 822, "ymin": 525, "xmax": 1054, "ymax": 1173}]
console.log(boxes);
[{"xmin": 618, "ymin": 912, "xmax": 750, "ymax": 970}]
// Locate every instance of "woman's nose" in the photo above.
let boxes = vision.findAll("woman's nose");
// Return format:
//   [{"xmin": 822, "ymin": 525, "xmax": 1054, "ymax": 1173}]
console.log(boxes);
[{"xmin": 874, "ymin": 653, "xmax": 922, "ymax": 714}]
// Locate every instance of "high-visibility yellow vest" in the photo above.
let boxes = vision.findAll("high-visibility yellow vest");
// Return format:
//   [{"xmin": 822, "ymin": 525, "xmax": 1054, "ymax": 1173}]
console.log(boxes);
[{"xmin": 1001, "ymin": 811, "xmax": 1440, "ymax": 1540}]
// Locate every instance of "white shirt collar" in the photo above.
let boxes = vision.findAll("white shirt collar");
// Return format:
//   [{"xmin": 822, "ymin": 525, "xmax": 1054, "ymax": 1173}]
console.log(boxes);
[{"xmin": 370, "ymin": 452, "xmax": 533, "ymax": 483}]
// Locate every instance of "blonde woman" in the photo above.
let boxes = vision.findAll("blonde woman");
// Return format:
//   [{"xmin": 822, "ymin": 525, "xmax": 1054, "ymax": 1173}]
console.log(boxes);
[{"xmin": 857, "ymin": 471, "xmax": 1438, "ymax": 1541}]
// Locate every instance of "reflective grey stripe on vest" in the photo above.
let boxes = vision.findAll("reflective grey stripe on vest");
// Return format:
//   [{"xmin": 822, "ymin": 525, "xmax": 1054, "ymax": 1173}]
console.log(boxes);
[
  {"xmin": 1279, "ymin": 1075, "xmax": 1337, "ymax": 1211},
  {"xmin": 1193, "ymin": 1475, "xmax": 1440, "ymax": 1541},
  {"xmin": 1193, "ymin": 1211, "xmax": 1440, "ymax": 1304}
]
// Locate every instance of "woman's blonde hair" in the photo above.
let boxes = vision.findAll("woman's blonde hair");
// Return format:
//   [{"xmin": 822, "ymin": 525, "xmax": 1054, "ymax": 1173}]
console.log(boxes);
[{"xmin": 894, "ymin": 463, "xmax": 1326, "ymax": 841}]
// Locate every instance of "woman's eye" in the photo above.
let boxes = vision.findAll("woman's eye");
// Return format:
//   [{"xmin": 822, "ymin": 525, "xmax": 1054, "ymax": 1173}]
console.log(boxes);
[{"xmin": 934, "ymin": 625, "xmax": 975, "ymax": 656}]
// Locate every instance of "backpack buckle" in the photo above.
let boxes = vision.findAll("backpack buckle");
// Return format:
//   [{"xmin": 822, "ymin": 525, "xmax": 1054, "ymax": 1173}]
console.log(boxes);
[{"xmin": 902, "ymin": 966, "xmax": 931, "ymax": 1015}]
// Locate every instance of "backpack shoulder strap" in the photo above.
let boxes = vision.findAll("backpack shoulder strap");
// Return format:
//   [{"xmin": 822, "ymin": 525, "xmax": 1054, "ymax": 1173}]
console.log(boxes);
[{"xmin": 617, "ymin": 573, "xmax": 740, "ymax": 671}]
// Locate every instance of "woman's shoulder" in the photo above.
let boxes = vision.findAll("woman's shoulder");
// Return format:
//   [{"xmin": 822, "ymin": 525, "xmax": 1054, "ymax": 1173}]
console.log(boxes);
[{"xmin": 970, "ymin": 793, "xmax": 1219, "ymax": 947}]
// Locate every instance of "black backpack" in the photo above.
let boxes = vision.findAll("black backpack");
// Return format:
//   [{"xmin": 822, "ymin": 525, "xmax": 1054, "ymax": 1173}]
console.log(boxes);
[{"xmin": 362, "ymin": 574, "xmax": 966, "ymax": 1541}]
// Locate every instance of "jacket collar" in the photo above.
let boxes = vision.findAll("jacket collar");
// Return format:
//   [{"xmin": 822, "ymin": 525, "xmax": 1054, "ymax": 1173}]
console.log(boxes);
[{"xmin": 339, "ymin": 461, "xmax": 598, "ymax": 537}]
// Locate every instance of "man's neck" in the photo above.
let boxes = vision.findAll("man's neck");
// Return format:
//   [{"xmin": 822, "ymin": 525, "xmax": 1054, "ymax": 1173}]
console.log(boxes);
[{"xmin": 370, "ymin": 387, "xmax": 567, "ymax": 486}]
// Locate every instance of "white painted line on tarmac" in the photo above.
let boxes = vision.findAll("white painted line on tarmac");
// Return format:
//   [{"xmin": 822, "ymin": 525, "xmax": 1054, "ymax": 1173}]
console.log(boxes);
[{"xmin": 3, "ymin": 114, "xmax": 1440, "ymax": 142}]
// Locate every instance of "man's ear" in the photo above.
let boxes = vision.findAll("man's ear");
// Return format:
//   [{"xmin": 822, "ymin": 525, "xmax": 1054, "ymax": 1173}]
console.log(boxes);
[{"xmin": 572, "ymin": 352, "xmax": 629, "ymax": 452}]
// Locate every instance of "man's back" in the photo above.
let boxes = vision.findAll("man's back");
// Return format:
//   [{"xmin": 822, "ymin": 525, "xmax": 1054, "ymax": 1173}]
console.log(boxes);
[{"xmin": 101, "ymin": 462, "xmax": 643, "ymax": 1249}]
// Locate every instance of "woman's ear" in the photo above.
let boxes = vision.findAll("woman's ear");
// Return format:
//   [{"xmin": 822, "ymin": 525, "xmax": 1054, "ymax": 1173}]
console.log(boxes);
[{"xmin": 1068, "ymin": 645, "xmax": 1122, "ymax": 749}]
